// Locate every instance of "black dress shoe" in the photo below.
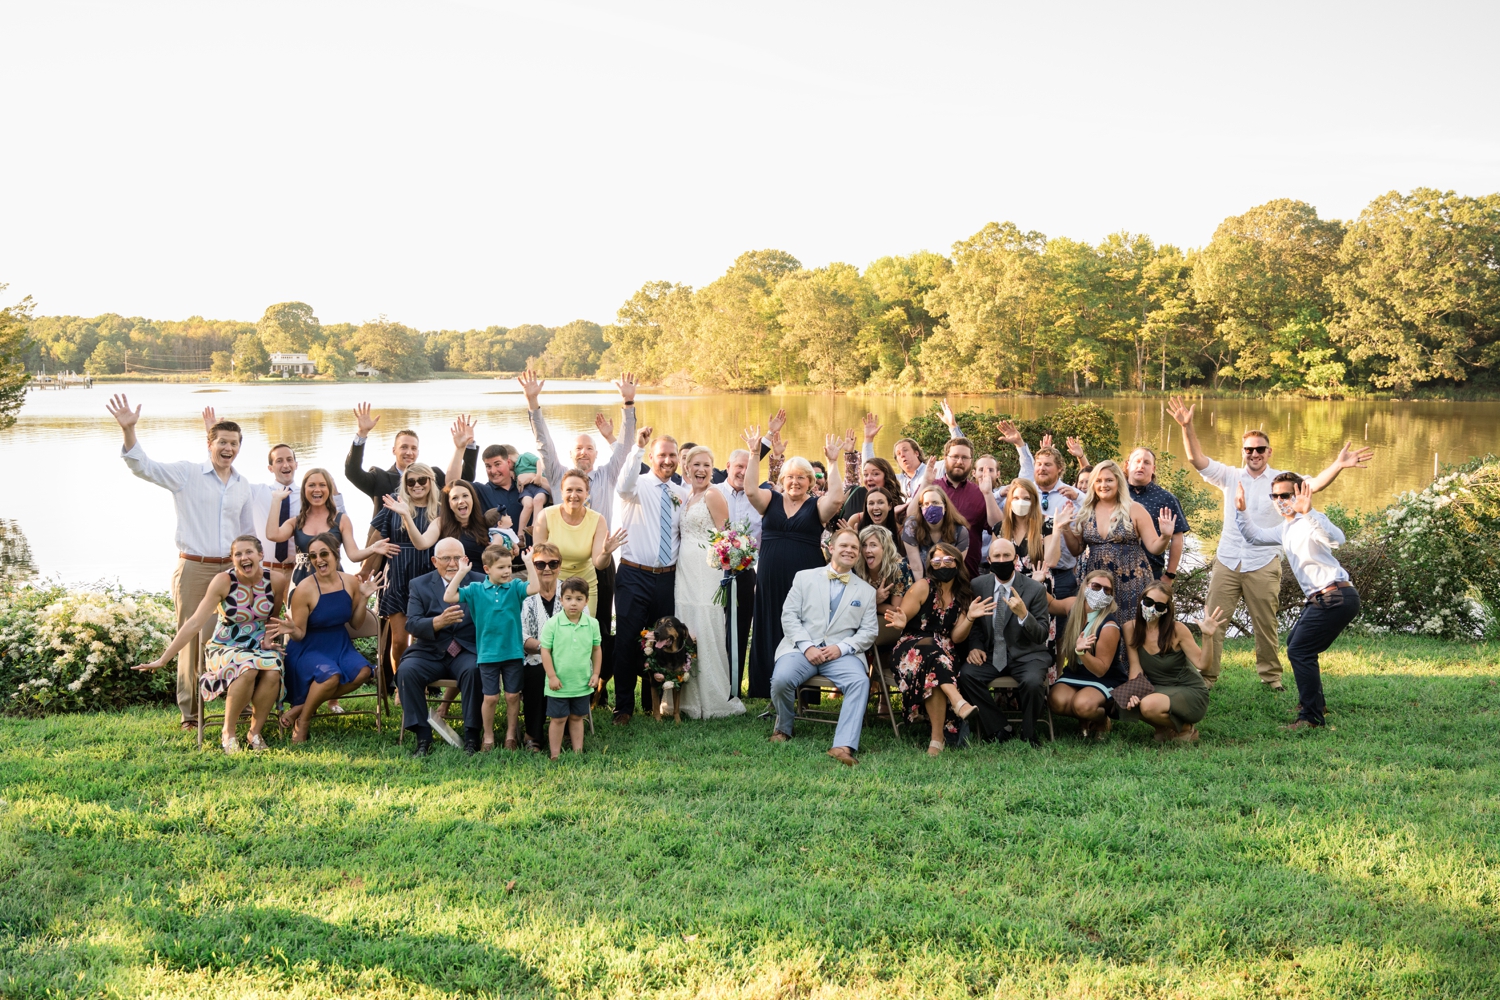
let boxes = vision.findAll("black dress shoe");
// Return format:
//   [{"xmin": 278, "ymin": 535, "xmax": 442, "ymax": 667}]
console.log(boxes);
[
  {"xmin": 412, "ymin": 734, "xmax": 433, "ymax": 757},
  {"xmin": 463, "ymin": 737, "xmax": 480, "ymax": 756}
]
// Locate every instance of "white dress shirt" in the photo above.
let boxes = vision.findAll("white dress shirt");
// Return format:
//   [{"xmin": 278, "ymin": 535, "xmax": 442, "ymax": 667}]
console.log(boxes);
[
  {"xmin": 122, "ymin": 443, "xmax": 257, "ymax": 558},
  {"xmin": 714, "ymin": 481, "xmax": 764, "ymax": 549},
  {"xmin": 1200, "ymin": 459, "xmax": 1301, "ymax": 572},
  {"xmin": 1236, "ymin": 509, "xmax": 1349, "ymax": 597},
  {"xmin": 529, "ymin": 404, "xmax": 636, "ymax": 531},
  {"xmin": 616, "ymin": 448, "xmax": 690, "ymax": 567}
]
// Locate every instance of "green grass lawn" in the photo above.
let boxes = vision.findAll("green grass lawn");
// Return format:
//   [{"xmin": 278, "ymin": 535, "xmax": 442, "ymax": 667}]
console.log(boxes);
[{"xmin": 2, "ymin": 636, "xmax": 1498, "ymax": 999}]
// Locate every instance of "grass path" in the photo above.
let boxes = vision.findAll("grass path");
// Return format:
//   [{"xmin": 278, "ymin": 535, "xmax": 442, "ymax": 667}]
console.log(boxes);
[{"xmin": 2, "ymin": 636, "xmax": 1498, "ymax": 999}]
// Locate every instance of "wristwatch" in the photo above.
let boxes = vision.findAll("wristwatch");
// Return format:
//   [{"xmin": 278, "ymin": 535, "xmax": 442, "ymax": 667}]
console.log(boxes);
[{"xmin": 1163, "ymin": 570, "xmax": 1177, "ymax": 580}]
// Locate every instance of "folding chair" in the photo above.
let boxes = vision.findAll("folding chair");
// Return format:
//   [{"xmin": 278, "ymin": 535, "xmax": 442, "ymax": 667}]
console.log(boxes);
[
  {"xmin": 866, "ymin": 644, "xmax": 902, "ymax": 736},
  {"xmin": 793, "ymin": 646, "xmax": 896, "ymax": 731},
  {"xmin": 193, "ymin": 634, "xmax": 280, "ymax": 750},
  {"xmin": 987, "ymin": 675, "xmax": 1055, "ymax": 742},
  {"xmin": 397, "ymin": 678, "xmax": 461, "ymax": 745}
]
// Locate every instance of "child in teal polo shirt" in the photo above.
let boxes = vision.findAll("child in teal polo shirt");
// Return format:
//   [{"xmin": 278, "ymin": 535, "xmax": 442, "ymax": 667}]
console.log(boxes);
[
  {"xmin": 539, "ymin": 576, "xmax": 601, "ymax": 759},
  {"xmin": 443, "ymin": 543, "xmax": 528, "ymax": 751}
]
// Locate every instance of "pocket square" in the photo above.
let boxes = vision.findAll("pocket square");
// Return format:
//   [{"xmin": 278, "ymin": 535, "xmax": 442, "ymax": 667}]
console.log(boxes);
[{"xmin": 851, "ymin": 600, "xmax": 862, "ymax": 607}]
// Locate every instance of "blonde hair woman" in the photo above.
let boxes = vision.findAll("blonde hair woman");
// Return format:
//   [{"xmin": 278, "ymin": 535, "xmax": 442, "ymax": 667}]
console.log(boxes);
[
  {"xmin": 1049, "ymin": 568, "xmax": 1128, "ymax": 740},
  {"xmin": 531, "ymin": 468, "xmax": 626, "ymax": 618},
  {"xmin": 994, "ymin": 477, "xmax": 1058, "ymax": 581},
  {"xmin": 1057, "ymin": 459, "xmax": 1174, "ymax": 620},
  {"xmin": 856, "ymin": 524, "xmax": 914, "ymax": 646},
  {"xmin": 674, "ymin": 446, "xmax": 746, "ymax": 719},
  {"xmin": 368, "ymin": 461, "xmax": 441, "ymax": 676},
  {"xmin": 740, "ymin": 422, "xmax": 855, "ymax": 700}
]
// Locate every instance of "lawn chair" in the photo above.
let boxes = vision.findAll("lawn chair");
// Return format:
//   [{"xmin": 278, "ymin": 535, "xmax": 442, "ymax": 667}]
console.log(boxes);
[
  {"xmin": 793, "ymin": 645, "xmax": 897, "ymax": 732},
  {"xmin": 192, "ymin": 638, "xmax": 280, "ymax": 750},
  {"xmin": 987, "ymin": 675, "xmax": 1055, "ymax": 742}
]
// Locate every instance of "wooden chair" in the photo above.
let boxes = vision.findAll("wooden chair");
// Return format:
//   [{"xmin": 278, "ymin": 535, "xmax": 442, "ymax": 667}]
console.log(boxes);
[
  {"xmin": 987, "ymin": 675, "xmax": 1055, "ymax": 742},
  {"xmin": 192, "ymin": 633, "xmax": 279, "ymax": 750}
]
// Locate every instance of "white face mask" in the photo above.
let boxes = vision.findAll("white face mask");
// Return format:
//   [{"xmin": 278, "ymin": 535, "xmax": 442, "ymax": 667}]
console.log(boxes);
[
  {"xmin": 1011, "ymin": 499, "xmax": 1032, "ymax": 517},
  {"xmin": 1084, "ymin": 586, "xmax": 1111, "ymax": 611},
  {"xmin": 1140, "ymin": 603, "xmax": 1163, "ymax": 622}
]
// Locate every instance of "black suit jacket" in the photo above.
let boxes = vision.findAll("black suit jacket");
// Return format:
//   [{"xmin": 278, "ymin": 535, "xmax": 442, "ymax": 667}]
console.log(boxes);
[
  {"xmin": 345, "ymin": 441, "xmax": 478, "ymax": 512},
  {"xmin": 963, "ymin": 571, "xmax": 1050, "ymax": 670},
  {"xmin": 406, "ymin": 569, "xmax": 485, "ymax": 657}
]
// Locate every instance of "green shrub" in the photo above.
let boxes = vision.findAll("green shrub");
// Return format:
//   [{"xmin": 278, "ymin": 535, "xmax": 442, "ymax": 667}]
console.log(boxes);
[
  {"xmin": 901, "ymin": 401, "xmax": 1120, "ymax": 484},
  {"xmin": 0, "ymin": 582, "xmax": 176, "ymax": 715}
]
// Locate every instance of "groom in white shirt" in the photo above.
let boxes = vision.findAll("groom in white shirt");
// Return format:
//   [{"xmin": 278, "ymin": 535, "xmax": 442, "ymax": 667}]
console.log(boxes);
[{"xmin": 769, "ymin": 528, "xmax": 880, "ymax": 765}]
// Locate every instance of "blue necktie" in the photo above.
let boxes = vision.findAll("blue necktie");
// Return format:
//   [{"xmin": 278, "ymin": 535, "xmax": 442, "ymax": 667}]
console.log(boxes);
[
  {"xmin": 657, "ymin": 483, "xmax": 674, "ymax": 566},
  {"xmin": 275, "ymin": 494, "xmax": 291, "ymax": 561}
]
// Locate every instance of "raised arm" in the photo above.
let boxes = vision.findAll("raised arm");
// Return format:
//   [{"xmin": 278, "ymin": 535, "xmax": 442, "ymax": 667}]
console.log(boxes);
[
  {"xmin": 265, "ymin": 488, "xmax": 297, "ymax": 542},
  {"xmin": 110, "ymin": 395, "xmax": 193, "ymax": 491},
  {"xmin": 1130, "ymin": 502, "xmax": 1176, "ymax": 555},
  {"xmin": 340, "ymin": 513, "xmax": 400, "ymax": 563},
  {"xmin": 445, "ymin": 415, "xmax": 475, "ymax": 485},
  {"xmin": 815, "ymin": 431, "xmax": 853, "ymax": 523},
  {"xmin": 975, "ymin": 468, "xmax": 1004, "ymax": 529},
  {"xmin": 1056, "ymin": 500, "xmax": 1083, "ymax": 556},
  {"xmin": 1166, "ymin": 396, "xmax": 1209, "ymax": 471},
  {"xmin": 860, "ymin": 412, "xmax": 881, "ymax": 464},
  {"xmin": 521, "ymin": 370, "xmax": 566, "ymax": 504},
  {"xmin": 741, "ymin": 424, "xmax": 772, "ymax": 515},
  {"xmin": 442, "ymin": 559, "xmax": 472, "ymax": 604},
  {"xmin": 996, "ymin": 419, "xmax": 1035, "ymax": 481},
  {"xmin": 1305, "ymin": 440, "xmax": 1375, "ymax": 494},
  {"xmin": 1232, "ymin": 483, "xmax": 1283, "ymax": 546},
  {"xmin": 382, "ymin": 494, "xmax": 442, "ymax": 550},
  {"xmin": 348, "ymin": 570, "xmax": 381, "ymax": 632},
  {"xmin": 106, "ymin": 393, "xmax": 141, "ymax": 455},
  {"xmin": 344, "ymin": 403, "xmax": 384, "ymax": 497},
  {"xmin": 617, "ymin": 424, "xmax": 652, "ymax": 503},
  {"xmin": 597, "ymin": 372, "xmax": 640, "ymax": 488}
]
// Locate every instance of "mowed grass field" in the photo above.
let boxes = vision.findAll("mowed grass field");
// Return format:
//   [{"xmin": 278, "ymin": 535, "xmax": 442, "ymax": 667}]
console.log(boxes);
[{"xmin": 1, "ymin": 636, "xmax": 1497, "ymax": 999}]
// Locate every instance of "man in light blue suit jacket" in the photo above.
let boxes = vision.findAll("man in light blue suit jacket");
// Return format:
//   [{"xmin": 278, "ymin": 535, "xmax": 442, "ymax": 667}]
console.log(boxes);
[{"xmin": 769, "ymin": 528, "xmax": 880, "ymax": 765}]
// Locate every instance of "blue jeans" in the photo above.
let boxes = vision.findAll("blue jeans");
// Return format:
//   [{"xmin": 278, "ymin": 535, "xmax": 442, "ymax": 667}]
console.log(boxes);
[
  {"xmin": 770, "ymin": 649, "xmax": 870, "ymax": 751},
  {"xmin": 1287, "ymin": 586, "xmax": 1360, "ymax": 726}
]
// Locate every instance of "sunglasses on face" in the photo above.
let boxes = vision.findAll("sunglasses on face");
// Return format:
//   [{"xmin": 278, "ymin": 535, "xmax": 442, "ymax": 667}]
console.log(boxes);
[
  {"xmin": 929, "ymin": 558, "xmax": 957, "ymax": 567},
  {"xmin": 533, "ymin": 559, "xmax": 562, "ymax": 570},
  {"xmin": 1141, "ymin": 596, "xmax": 1169, "ymax": 612},
  {"xmin": 1270, "ymin": 491, "xmax": 1296, "ymax": 501},
  {"xmin": 1087, "ymin": 581, "xmax": 1113, "ymax": 594},
  {"xmin": 1243, "ymin": 445, "xmax": 1268, "ymax": 455},
  {"xmin": 406, "ymin": 476, "xmax": 430, "ymax": 487}
]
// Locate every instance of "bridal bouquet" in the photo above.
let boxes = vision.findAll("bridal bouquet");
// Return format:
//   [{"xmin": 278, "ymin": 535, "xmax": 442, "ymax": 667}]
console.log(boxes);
[{"xmin": 706, "ymin": 521, "xmax": 758, "ymax": 607}]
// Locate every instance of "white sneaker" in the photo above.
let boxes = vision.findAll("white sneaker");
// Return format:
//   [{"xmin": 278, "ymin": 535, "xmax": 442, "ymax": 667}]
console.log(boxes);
[{"xmin": 428, "ymin": 711, "xmax": 462, "ymax": 747}]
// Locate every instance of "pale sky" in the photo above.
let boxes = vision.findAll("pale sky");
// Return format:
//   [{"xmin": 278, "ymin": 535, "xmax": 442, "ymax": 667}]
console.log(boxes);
[{"xmin": 3, "ymin": 0, "xmax": 1496, "ymax": 331}]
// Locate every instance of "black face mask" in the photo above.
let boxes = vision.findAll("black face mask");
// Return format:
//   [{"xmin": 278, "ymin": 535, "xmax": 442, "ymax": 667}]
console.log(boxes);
[
  {"xmin": 990, "ymin": 560, "xmax": 1015, "ymax": 582},
  {"xmin": 929, "ymin": 565, "xmax": 958, "ymax": 583}
]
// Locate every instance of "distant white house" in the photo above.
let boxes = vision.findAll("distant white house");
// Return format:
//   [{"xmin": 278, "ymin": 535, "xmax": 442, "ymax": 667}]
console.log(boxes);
[
  {"xmin": 353, "ymin": 363, "xmax": 380, "ymax": 378},
  {"xmin": 268, "ymin": 352, "xmax": 316, "ymax": 377}
]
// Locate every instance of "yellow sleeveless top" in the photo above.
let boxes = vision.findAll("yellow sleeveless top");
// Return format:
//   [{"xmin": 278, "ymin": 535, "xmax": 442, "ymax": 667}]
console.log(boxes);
[{"xmin": 545, "ymin": 505, "xmax": 601, "ymax": 615}]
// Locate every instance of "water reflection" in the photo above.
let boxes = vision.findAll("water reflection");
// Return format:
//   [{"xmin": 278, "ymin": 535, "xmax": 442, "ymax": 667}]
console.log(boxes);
[
  {"xmin": 0, "ymin": 519, "xmax": 38, "ymax": 583},
  {"xmin": 2, "ymin": 380, "xmax": 1496, "ymax": 590}
]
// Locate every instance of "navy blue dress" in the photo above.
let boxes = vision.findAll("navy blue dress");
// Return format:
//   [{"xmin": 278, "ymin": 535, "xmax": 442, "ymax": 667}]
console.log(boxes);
[
  {"xmin": 746, "ymin": 493, "xmax": 827, "ymax": 699},
  {"xmin": 371, "ymin": 504, "xmax": 431, "ymax": 618},
  {"xmin": 285, "ymin": 584, "xmax": 370, "ymax": 706}
]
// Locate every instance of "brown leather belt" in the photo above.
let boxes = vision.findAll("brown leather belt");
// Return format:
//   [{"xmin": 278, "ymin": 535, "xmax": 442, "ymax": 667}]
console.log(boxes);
[
  {"xmin": 179, "ymin": 553, "xmax": 232, "ymax": 565},
  {"xmin": 264, "ymin": 560, "xmax": 297, "ymax": 571},
  {"xmin": 620, "ymin": 559, "xmax": 676, "ymax": 575},
  {"xmin": 1308, "ymin": 580, "xmax": 1354, "ymax": 600}
]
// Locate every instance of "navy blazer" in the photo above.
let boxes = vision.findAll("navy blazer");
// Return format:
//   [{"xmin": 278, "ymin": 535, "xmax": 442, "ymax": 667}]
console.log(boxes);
[{"xmin": 406, "ymin": 569, "xmax": 485, "ymax": 657}]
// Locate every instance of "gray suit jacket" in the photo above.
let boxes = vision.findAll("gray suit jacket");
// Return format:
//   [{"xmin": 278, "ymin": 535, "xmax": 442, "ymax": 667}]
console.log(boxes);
[
  {"xmin": 963, "ymin": 571, "xmax": 1050, "ymax": 671},
  {"xmin": 775, "ymin": 567, "xmax": 880, "ymax": 661}
]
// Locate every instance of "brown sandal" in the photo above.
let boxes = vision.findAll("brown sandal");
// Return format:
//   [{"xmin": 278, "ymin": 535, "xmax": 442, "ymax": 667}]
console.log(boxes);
[{"xmin": 504, "ymin": 736, "xmax": 519, "ymax": 751}]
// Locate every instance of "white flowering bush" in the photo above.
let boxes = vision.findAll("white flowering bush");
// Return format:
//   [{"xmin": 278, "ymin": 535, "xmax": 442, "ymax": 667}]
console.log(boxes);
[{"xmin": 0, "ymin": 583, "xmax": 177, "ymax": 715}]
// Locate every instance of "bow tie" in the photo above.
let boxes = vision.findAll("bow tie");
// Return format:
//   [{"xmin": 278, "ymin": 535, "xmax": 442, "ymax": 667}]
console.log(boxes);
[{"xmin": 827, "ymin": 570, "xmax": 850, "ymax": 584}]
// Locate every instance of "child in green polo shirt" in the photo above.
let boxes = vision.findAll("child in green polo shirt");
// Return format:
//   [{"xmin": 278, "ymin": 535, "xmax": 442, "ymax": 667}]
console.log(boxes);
[
  {"xmin": 443, "ymin": 543, "xmax": 528, "ymax": 752},
  {"xmin": 538, "ymin": 576, "xmax": 601, "ymax": 760}
]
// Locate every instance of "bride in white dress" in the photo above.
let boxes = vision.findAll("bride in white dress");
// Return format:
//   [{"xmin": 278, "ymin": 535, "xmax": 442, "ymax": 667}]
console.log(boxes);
[{"xmin": 675, "ymin": 446, "xmax": 747, "ymax": 719}]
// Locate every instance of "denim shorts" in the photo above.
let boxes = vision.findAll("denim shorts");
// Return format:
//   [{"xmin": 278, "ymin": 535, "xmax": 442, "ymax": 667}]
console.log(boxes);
[
  {"xmin": 547, "ymin": 694, "xmax": 592, "ymax": 718},
  {"xmin": 479, "ymin": 658, "xmax": 524, "ymax": 696}
]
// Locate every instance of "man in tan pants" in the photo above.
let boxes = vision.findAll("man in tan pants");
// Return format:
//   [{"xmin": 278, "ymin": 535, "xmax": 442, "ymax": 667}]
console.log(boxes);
[
  {"xmin": 110, "ymin": 394, "xmax": 257, "ymax": 727},
  {"xmin": 1166, "ymin": 398, "xmax": 1372, "ymax": 690}
]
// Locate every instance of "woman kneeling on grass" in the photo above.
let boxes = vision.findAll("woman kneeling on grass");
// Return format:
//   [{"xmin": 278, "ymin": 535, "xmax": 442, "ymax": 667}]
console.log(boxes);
[
  {"xmin": 1049, "ymin": 569, "xmax": 1126, "ymax": 740},
  {"xmin": 270, "ymin": 533, "xmax": 382, "ymax": 744},
  {"xmin": 1120, "ymin": 584, "xmax": 1226, "ymax": 743},
  {"xmin": 136, "ymin": 534, "xmax": 287, "ymax": 753}
]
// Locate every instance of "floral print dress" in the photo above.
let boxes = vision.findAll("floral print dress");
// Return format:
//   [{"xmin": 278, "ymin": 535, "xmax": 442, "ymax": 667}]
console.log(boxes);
[
  {"xmin": 892, "ymin": 587, "xmax": 964, "ymax": 737},
  {"xmin": 1079, "ymin": 512, "xmax": 1153, "ymax": 621},
  {"xmin": 200, "ymin": 570, "xmax": 282, "ymax": 702}
]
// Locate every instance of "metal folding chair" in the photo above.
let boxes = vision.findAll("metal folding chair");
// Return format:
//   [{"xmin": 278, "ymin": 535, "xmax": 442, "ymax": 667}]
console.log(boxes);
[
  {"xmin": 867, "ymin": 644, "xmax": 902, "ymax": 736},
  {"xmin": 793, "ymin": 645, "xmax": 899, "ymax": 733},
  {"xmin": 193, "ymin": 634, "xmax": 280, "ymax": 750}
]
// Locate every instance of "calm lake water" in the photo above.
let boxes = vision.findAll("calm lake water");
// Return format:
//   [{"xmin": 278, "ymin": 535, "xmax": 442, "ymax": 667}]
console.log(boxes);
[{"xmin": 3, "ymin": 379, "xmax": 1495, "ymax": 590}]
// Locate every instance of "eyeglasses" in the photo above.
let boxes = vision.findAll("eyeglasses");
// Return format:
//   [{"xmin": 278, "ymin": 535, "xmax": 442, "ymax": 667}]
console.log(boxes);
[
  {"xmin": 1270, "ymin": 491, "xmax": 1296, "ymax": 501},
  {"xmin": 929, "ymin": 558, "xmax": 957, "ymax": 567},
  {"xmin": 533, "ymin": 559, "xmax": 562, "ymax": 570},
  {"xmin": 1087, "ymin": 581, "xmax": 1113, "ymax": 594},
  {"xmin": 1243, "ymin": 445, "xmax": 1268, "ymax": 455},
  {"xmin": 405, "ymin": 476, "xmax": 430, "ymax": 487},
  {"xmin": 1141, "ymin": 596, "xmax": 1169, "ymax": 612}
]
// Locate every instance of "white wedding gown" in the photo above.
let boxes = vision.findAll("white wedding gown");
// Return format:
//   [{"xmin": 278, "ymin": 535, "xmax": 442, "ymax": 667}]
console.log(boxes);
[{"xmin": 676, "ymin": 498, "xmax": 747, "ymax": 719}]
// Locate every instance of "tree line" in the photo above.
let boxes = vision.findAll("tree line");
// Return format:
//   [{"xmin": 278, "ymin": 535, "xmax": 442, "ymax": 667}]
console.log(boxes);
[{"xmin": 8, "ymin": 187, "xmax": 1499, "ymax": 396}]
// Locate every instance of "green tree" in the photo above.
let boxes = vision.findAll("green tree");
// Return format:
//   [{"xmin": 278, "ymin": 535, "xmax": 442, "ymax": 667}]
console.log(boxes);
[
  {"xmin": 256, "ymin": 302, "xmax": 320, "ymax": 354},
  {"xmin": 231, "ymin": 331, "xmax": 268, "ymax": 381},
  {"xmin": 1193, "ymin": 199, "xmax": 1346, "ymax": 389},
  {"xmin": 1329, "ymin": 188, "xmax": 1500, "ymax": 391},
  {"xmin": 535, "ymin": 320, "xmax": 607, "ymax": 377},
  {"xmin": 901, "ymin": 402, "xmax": 1119, "ymax": 484},
  {"xmin": 308, "ymin": 341, "xmax": 355, "ymax": 378},
  {"xmin": 210, "ymin": 351, "xmax": 234, "ymax": 381},
  {"xmin": 84, "ymin": 341, "xmax": 126, "ymax": 375},
  {"xmin": 352, "ymin": 319, "xmax": 430, "ymax": 381},
  {"xmin": 775, "ymin": 262, "xmax": 874, "ymax": 389},
  {"xmin": 859, "ymin": 251, "xmax": 951, "ymax": 383},
  {"xmin": 693, "ymin": 250, "xmax": 802, "ymax": 389},
  {"xmin": 610, "ymin": 281, "xmax": 697, "ymax": 382},
  {"xmin": 0, "ymin": 285, "xmax": 33, "ymax": 428}
]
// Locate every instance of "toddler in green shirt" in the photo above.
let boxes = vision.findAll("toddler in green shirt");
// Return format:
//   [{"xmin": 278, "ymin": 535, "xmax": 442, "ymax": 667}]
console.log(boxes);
[{"xmin": 539, "ymin": 576, "xmax": 601, "ymax": 759}]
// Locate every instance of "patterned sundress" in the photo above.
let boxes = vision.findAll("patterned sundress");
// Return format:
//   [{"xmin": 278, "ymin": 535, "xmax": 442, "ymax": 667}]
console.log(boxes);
[{"xmin": 200, "ymin": 570, "xmax": 282, "ymax": 703}]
